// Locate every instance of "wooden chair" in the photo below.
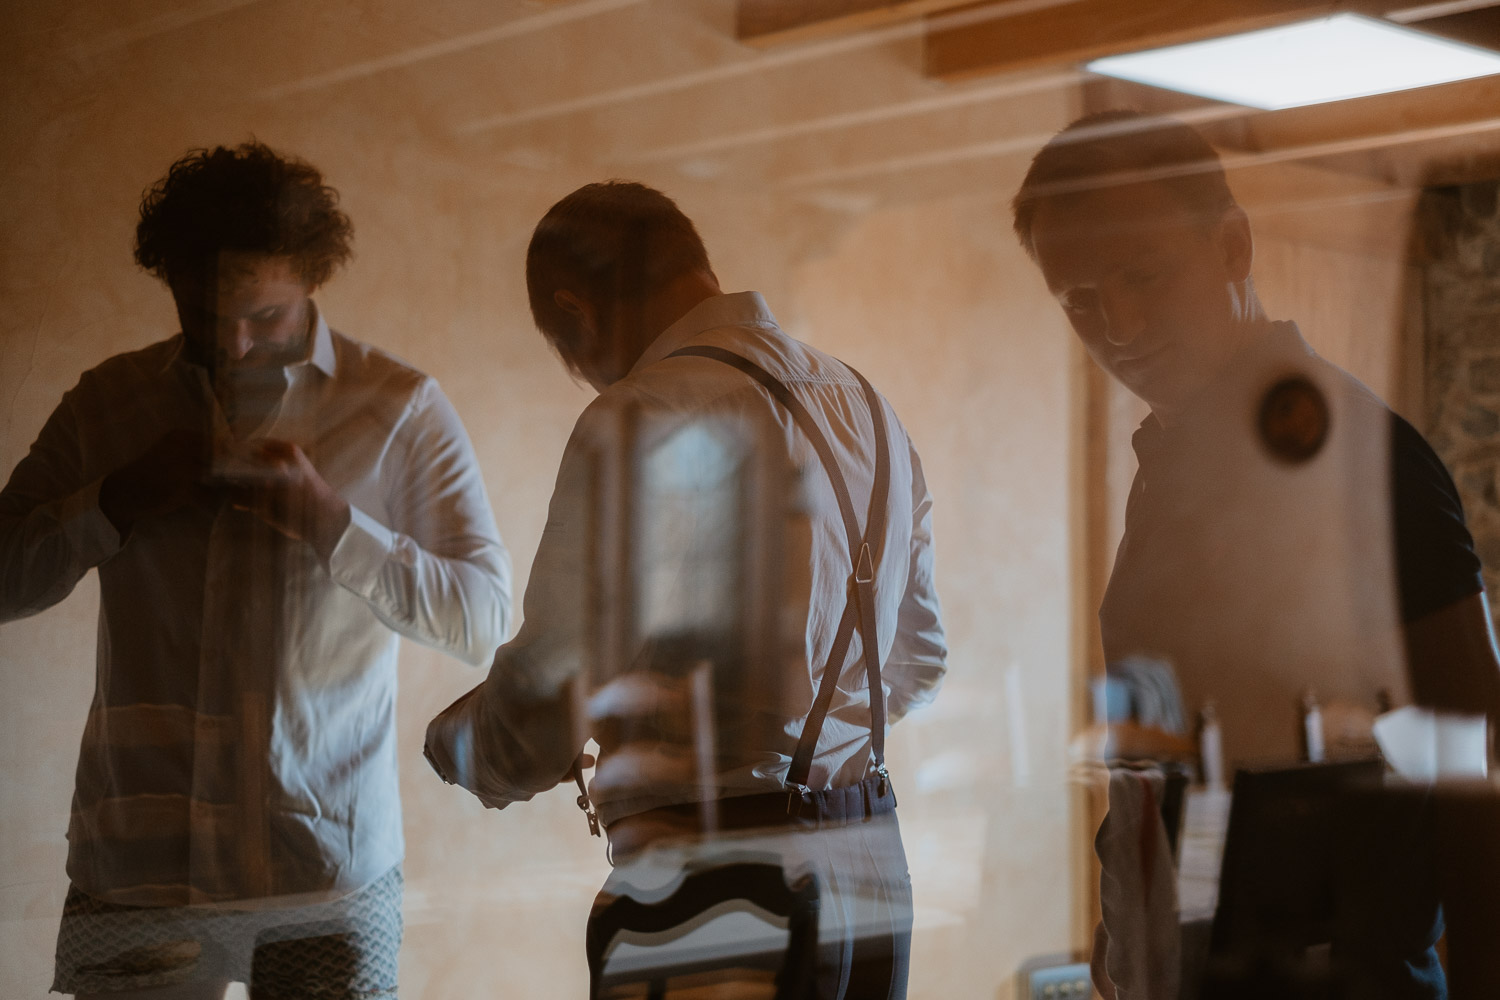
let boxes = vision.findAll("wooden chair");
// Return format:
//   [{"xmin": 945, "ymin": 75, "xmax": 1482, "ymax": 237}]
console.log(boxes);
[{"xmin": 587, "ymin": 860, "xmax": 820, "ymax": 1000}]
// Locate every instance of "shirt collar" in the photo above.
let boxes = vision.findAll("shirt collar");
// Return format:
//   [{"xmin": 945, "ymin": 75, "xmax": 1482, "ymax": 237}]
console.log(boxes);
[
  {"xmin": 307, "ymin": 302, "xmax": 336, "ymax": 377},
  {"xmin": 629, "ymin": 291, "xmax": 780, "ymax": 376},
  {"xmin": 1131, "ymin": 319, "xmax": 1312, "ymax": 464},
  {"xmin": 160, "ymin": 298, "xmax": 335, "ymax": 377}
]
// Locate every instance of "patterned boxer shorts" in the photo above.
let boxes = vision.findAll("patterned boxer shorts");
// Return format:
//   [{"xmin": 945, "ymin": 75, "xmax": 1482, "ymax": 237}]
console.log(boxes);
[{"xmin": 51, "ymin": 867, "xmax": 402, "ymax": 998}]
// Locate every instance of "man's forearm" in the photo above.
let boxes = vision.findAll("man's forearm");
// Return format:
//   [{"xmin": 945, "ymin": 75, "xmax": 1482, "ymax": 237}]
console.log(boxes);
[{"xmin": 328, "ymin": 506, "xmax": 511, "ymax": 666}]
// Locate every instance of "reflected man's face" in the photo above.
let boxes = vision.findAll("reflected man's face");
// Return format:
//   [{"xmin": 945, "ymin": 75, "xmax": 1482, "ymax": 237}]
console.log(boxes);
[
  {"xmin": 171, "ymin": 252, "xmax": 314, "ymax": 374},
  {"xmin": 1031, "ymin": 181, "xmax": 1246, "ymax": 417}
]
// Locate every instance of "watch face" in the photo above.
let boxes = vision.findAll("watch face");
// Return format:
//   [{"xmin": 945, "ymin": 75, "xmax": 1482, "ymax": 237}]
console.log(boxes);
[{"xmin": 1258, "ymin": 375, "xmax": 1330, "ymax": 464}]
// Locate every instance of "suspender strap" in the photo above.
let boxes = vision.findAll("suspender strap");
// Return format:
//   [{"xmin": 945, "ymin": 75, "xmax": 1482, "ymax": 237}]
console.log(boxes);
[
  {"xmin": 854, "ymin": 368, "xmax": 891, "ymax": 782},
  {"xmin": 668, "ymin": 346, "xmax": 891, "ymax": 793}
]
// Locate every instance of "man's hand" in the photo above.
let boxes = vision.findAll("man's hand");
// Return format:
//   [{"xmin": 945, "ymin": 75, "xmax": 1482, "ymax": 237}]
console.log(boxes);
[
  {"xmin": 99, "ymin": 428, "xmax": 215, "ymax": 534},
  {"xmin": 219, "ymin": 439, "xmax": 351, "ymax": 561}
]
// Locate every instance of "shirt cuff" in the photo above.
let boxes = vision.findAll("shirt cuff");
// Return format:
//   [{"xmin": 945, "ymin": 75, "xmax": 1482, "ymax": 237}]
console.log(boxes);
[
  {"xmin": 327, "ymin": 505, "xmax": 395, "ymax": 597},
  {"xmin": 58, "ymin": 479, "xmax": 122, "ymax": 565}
]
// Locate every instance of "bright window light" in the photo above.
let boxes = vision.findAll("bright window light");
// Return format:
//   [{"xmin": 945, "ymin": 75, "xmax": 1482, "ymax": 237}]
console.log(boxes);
[{"xmin": 1086, "ymin": 13, "xmax": 1500, "ymax": 110}]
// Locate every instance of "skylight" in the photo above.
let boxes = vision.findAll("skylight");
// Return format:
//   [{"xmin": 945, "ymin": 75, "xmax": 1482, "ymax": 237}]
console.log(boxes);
[{"xmin": 1086, "ymin": 13, "xmax": 1500, "ymax": 110}]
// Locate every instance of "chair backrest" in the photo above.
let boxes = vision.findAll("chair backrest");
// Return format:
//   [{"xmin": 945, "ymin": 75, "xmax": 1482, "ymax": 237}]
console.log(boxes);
[
  {"xmin": 1201, "ymin": 757, "xmax": 1385, "ymax": 997},
  {"xmin": 587, "ymin": 860, "xmax": 820, "ymax": 1000}
]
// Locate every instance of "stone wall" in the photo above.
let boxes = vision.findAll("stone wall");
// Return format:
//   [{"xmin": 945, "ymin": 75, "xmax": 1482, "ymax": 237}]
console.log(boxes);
[{"xmin": 1422, "ymin": 180, "xmax": 1500, "ymax": 601}]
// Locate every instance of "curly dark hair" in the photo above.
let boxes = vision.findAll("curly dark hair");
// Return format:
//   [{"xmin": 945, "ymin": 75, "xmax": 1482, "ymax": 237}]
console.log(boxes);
[{"xmin": 134, "ymin": 141, "xmax": 353, "ymax": 286}]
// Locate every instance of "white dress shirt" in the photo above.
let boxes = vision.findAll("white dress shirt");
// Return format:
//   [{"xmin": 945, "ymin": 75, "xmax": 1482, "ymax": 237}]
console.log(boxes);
[
  {"xmin": 0, "ymin": 305, "xmax": 511, "ymax": 906},
  {"xmin": 426, "ymin": 291, "xmax": 945, "ymax": 826}
]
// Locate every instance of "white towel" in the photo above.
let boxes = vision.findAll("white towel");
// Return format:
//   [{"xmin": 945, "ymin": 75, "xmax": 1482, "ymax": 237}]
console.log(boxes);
[{"xmin": 1094, "ymin": 767, "xmax": 1181, "ymax": 1000}]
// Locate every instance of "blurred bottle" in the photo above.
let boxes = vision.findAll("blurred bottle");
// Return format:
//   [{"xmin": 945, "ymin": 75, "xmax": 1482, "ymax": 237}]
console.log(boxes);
[
  {"xmin": 1199, "ymin": 701, "xmax": 1225, "ymax": 789},
  {"xmin": 1301, "ymin": 689, "xmax": 1325, "ymax": 763}
]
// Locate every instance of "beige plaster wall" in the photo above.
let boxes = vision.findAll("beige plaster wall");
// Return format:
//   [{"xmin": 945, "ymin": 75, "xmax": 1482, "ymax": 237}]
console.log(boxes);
[{"xmin": 0, "ymin": 24, "xmax": 1082, "ymax": 1000}]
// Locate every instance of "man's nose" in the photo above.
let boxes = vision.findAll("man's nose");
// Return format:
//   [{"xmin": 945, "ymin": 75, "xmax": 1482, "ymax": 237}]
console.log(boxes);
[
  {"xmin": 1099, "ymin": 292, "xmax": 1146, "ymax": 348},
  {"xmin": 217, "ymin": 320, "xmax": 255, "ymax": 362}
]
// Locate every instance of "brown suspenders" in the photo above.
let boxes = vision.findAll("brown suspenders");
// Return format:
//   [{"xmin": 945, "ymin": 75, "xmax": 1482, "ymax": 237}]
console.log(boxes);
[
  {"xmin": 573, "ymin": 346, "xmax": 897, "ymax": 839},
  {"xmin": 668, "ymin": 346, "xmax": 892, "ymax": 808}
]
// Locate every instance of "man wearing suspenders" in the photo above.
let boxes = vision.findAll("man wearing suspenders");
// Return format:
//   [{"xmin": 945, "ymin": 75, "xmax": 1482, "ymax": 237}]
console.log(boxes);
[{"xmin": 423, "ymin": 181, "xmax": 948, "ymax": 998}]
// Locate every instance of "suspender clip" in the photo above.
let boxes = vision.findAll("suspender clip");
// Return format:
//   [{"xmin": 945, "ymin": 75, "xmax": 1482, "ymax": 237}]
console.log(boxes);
[
  {"xmin": 577, "ymin": 792, "xmax": 601, "ymax": 837},
  {"xmin": 785, "ymin": 782, "xmax": 812, "ymax": 818},
  {"xmin": 875, "ymin": 762, "xmax": 890, "ymax": 796},
  {"xmin": 574, "ymin": 766, "xmax": 601, "ymax": 838}
]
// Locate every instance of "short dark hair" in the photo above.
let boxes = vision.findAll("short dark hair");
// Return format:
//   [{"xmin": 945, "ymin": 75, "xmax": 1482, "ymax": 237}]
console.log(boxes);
[
  {"xmin": 1011, "ymin": 110, "xmax": 1237, "ymax": 259},
  {"xmin": 526, "ymin": 181, "xmax": 711, "ymax": 377},
  {"xmin": 134, "ymin": 141, "xmax": 353, "ymax": 287}
]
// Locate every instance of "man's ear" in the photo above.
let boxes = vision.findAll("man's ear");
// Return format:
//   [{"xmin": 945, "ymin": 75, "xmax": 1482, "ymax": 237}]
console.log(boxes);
[
  {"xmin": 1219, "ymin": 206, "xmax": 1254, "ymax": 284},
  {"xmin": 553, "ymin": 289, "xmax": 596, "ymax": 332}
]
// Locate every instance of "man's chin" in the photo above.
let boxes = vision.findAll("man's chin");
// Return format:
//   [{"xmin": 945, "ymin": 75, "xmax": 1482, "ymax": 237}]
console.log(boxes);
[
  {"xmin": 1103, "ymin": 366, "xmax": 1160, "ymax": 403},
  {"xmin": 228, "ymin": 357, "xmax": 290, "ymax": 372}
]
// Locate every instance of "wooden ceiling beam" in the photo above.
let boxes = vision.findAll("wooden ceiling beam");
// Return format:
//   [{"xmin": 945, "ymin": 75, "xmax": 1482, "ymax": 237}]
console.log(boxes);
[
  {"xmin": 1084, "ymin": 72, "xmax": 1500, "ymax": 188},
  {"xmin": 1232, "ymin": 83, "xmax": 1500, "ymax": 189},
  {"xmin": 1398, "ymin": 5, "xmax": 1500, "ymax": 48},
  {"xmin": 1227, "ymin": 76, "xmax": 1500, "ymax": 157},
  {"xmin": 735, "ymin": 0, "xmax": 1040, "ymax": 48},
  {"xmin": 737, "ymin": 0, "xmax": 967, "ymax": 47},
  {"xmin": 737, "ymin": 0, "xmax": 1500, "ymax": 57},
  {"xmin": 923, "ymin": 0, "xmax": 1399, "ymax": 82},
  {"xmin": 1303, "ymin": 136, "xmax": 1500, "ymax": 188}
]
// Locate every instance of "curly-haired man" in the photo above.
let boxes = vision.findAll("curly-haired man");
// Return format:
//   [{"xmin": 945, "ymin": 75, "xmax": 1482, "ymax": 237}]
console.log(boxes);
[{"xmin": 0, "ymin": 142, "xmax": 512, "ymax": 999}]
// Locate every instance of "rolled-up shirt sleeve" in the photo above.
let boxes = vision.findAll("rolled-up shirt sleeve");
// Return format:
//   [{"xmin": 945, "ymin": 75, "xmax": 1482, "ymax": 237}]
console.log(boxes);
[
  {"xmin": 425, "ymin": 401, "xmax": 600, "ymax": 807},
  {"xmin": 884, "ymin": 441, "xmax": 947, "ymax": 724},
  {"xmin": 327, "ymin": 377, "xmax": 511, "ymax": 667},
  {"xmin": 0, "ymin": 387, "xmax": 123, "ymax": 623}
]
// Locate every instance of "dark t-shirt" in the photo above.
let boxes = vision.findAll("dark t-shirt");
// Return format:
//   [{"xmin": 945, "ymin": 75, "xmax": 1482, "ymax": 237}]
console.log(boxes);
[
  {"xmin": 1103, "ymin": 327, "xmax": 1484, "ymax": 999},
  {"xmin": 1390, "ymin": 411, "xmax": 1484, "ymax": 623}
]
